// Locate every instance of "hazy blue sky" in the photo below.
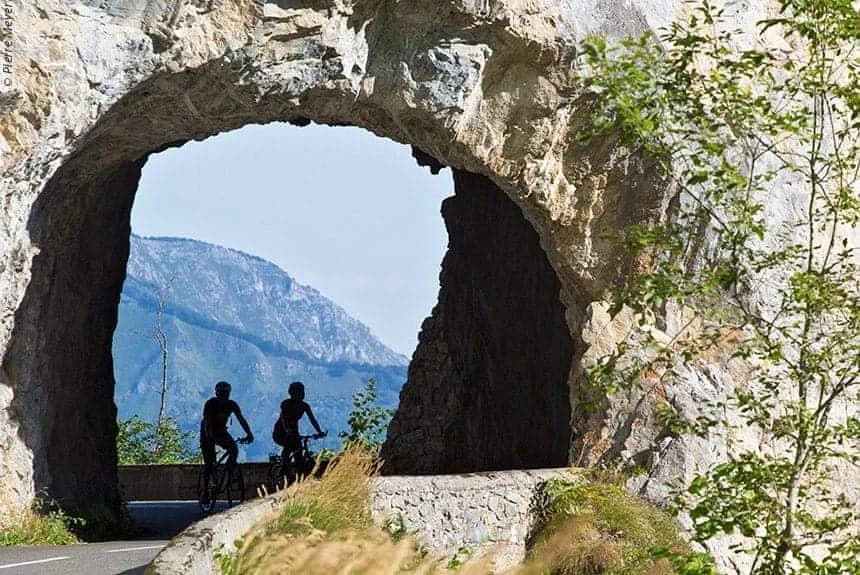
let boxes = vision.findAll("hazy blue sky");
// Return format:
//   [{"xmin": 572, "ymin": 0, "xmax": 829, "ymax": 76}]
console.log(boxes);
[{"xmin": 133, "ymin": 122, "xmax": 452, "ymax": 356}]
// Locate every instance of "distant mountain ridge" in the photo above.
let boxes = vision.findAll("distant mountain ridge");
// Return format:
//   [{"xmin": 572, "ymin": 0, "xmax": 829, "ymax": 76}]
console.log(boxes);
[
  {"xmin": 124, "ymin": 235, "xmax": 408, "ymax": 367},
  {"xmin": 113, "ymin": 235, "xmax": 409, "ymax": 459}
]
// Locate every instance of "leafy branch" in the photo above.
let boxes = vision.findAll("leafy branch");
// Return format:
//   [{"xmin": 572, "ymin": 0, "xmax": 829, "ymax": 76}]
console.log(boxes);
[{"xmin": 577, "ymin": 0, "xmax": 859, "ymax": 572}]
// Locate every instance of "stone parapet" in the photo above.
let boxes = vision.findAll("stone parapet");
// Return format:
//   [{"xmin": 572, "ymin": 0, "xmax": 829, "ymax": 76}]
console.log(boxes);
[
  {"xmin": 147, "ymin": 493, "xmax": 282, "ymax": 575},
  {"xmin": 149, "ymin": 468, "xmax": 574, "ymax": 573},
  {"xmin": 119, "ymin": 463, "xmax": 271, "ymax": 502},
  {"xmin": 371, "ymin": 468, "xmax": 574, "ymax": 567}
]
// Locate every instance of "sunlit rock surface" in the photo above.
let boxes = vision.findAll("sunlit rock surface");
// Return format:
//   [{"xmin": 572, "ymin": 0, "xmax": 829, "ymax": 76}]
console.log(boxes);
[{"xmin": 0, "ymin": 3, "xmax": 855, "ymax": 567}]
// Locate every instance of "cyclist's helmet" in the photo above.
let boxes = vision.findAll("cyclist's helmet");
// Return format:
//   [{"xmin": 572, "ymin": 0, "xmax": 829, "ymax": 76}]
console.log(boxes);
[
  {"xmin": 288, "ymin": 381, "xmax": 305, "ymax": 399},
  {"xmin": 215, "ymin": 381, "xmax": 232, "ymax": 399}
]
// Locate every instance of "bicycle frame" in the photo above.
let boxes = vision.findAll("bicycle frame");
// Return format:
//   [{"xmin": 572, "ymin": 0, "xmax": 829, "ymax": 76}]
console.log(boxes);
[
  {"xmin": 267, "ymin": 434, "xmax": 320, "ymax": 491},
  {"xmin": 198, "ymin": 439, "xmax": 248, "ymax": 513}
]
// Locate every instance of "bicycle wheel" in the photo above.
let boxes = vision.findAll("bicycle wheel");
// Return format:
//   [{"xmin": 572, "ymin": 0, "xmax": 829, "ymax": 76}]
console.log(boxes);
[
  {"xmin": 197, "ymin": 467, "xmax": 216, "ymax": 513},
  {"xmin": 225, "ymin": 465, "xmax": 245, "ymax": 507}
]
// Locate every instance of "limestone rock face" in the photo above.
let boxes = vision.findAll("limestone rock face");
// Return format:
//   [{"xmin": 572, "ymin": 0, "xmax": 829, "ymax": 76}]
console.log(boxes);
[
  {"xmin": 1, "ymin": 0, "xmax": 856, "ymax": 562},
  {"xmin": 382, "ymin": 170, "xmax": 573, "ymax": 473}
]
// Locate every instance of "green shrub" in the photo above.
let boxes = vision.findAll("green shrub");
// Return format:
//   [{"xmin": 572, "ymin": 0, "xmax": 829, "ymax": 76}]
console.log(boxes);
[
  {"xmin": 213, "ymin": 542, "xmax": 240, "ymax": 574},
  {"xmin": 382, "ymin": 513, "xmax": 409, "ymax": 543},
  {"xmin": 0, "ymin": 499, "xmax": 82, "ymax": 546},
  {"xmin": 526, "ymin": 474, "xmax": 707, "ymax": 575},
  {"xmin": 117, "ymin": 415, "xmax": 196, "ymax": 465},
  {"xmin": 338, "ymin": 378, "xmax": 394, "ymax": 451}
]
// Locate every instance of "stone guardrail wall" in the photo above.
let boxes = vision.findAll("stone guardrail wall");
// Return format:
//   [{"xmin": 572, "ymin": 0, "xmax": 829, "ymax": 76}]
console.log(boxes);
[
  {"xmin": 149, "ymin": 468, "xmax": 574, "ymax": 574},
  {"xmin": 147, "ymin": 492, "xmax": 283, "ymax": 575},
  {"xmin": 119, "ymin": 463, "xmax": 272, "ymax": 501},
  {"xmin": 371, "ymin": 469, "xmax": 572, "ymax": 567}
]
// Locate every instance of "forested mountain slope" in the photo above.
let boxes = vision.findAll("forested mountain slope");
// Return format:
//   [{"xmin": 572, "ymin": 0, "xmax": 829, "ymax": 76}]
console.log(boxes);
[{"xmin": 113, "ymin": 235, "xmax": 409, "ymax": 459}]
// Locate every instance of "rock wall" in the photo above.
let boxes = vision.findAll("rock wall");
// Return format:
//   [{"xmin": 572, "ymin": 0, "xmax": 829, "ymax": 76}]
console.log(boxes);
[
  {"xmin": 3, "ymin": 2, "xmax": 855, "ymax": 559},
  {"xmin": 372, "ymin": 469, "xmax": 574, "ymax": 569},
  {"xmin": 118, "ymin": 463, "xmax": 271, "ymax": 502},
  {"xmin": 3, "ymin": 160, "xmax": 143, "ymax": 516},
  {"xmin": 383, "ymin": 170, "xmax": 573, "ymax": 473}
]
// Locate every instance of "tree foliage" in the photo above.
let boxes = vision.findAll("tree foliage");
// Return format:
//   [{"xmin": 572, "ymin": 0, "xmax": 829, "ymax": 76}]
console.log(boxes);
[
  {"xmin": 116, "ymin": 415, "xmax": 197, "ymax": 465},
  {"xmin": 339, "ymin": 378, "xmax": 394, "ymax": 450},
  {"xmin": 578, "ymin": 0, "xmax": 859, "ymax": 572}
]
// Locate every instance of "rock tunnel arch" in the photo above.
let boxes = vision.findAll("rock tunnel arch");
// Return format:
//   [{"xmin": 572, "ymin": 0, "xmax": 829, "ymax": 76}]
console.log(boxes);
[{"xmin": 1, "ymin": 0, "xmax": 668, "ymax": 521}]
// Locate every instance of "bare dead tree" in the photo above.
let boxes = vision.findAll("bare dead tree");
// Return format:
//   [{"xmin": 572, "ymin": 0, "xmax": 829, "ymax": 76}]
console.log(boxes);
[{"xmin": 153, "ymin": 278, "xmax": 174, "ymax": 429}]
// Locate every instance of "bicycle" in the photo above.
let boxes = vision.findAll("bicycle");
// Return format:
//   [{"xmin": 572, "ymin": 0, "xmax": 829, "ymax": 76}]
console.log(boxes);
[
  {"xmin": 267, "ymin": 433, "xmax": 325, "ymax": 492},
  {"xmin": 197, "ymin": 437, "xmax": 250, "ymax": 513}
]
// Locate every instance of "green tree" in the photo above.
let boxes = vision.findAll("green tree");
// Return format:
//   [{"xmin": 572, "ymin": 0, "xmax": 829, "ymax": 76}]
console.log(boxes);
[
  {"xmin": 117, "ymin": 415, "xmax": 196, "ymax": 465},
  {"xmin": 578, "ymin": 0, "xmax": 859, "ymax": 573},
  {"xmin": 339, "ymin": 378, "xmax": 394, "ymax": 450}
]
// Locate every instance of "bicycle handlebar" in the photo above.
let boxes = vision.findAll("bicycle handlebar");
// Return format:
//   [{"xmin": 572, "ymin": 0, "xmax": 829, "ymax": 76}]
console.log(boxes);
[{"xmin": 291, "ymin": 432, "xmax": 327, "ymax": 445}]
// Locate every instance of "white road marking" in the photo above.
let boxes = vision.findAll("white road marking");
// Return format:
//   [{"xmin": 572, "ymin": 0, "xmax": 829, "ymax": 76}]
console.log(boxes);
[
  {"xmin": 0, "ymin": 556, "xmax": 70, "ymax": 569},
  {"xmin": 105, "ymin": 545, "xmax": 165, "ymax": 554}
]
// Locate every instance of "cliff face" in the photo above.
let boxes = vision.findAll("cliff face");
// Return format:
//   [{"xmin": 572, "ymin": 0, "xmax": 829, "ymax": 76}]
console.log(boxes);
[
  {"xmin": 0, "ymin": 0, "xmax": 855, "ymax": 554},
  {"xmin": 381, "ymin": 170, "xmax": 573, "ymax": 473}
]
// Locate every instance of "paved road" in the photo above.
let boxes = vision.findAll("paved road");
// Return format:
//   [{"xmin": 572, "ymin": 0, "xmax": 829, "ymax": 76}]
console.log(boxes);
[
  {"xmin": 0, "ymin": 541, "xmax": 165, "ymax": 575},
  {"xmin": 0, "ymin": 501, "xmax": 230, "ymax": 574}
]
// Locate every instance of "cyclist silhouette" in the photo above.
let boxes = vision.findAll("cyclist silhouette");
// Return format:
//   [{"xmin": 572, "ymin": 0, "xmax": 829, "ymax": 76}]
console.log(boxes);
[
  {"xmin": 278, "ymin": 381, "xmax": 325, "ymax": 479},
  {"xmin": 200, "ymin": 381, "xmax": 254, "ymax": 489}
]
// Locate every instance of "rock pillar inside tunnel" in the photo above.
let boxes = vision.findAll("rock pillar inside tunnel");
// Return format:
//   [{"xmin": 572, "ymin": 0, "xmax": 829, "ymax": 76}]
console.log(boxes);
[{"xmin": 382, "ymin": 170, "xmax": 574, "ymax": 473}]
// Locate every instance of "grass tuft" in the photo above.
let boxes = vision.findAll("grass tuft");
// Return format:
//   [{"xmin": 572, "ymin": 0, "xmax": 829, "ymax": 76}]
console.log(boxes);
[
  {"xmin": 523, "ymin": 473, "xmax": 690, "ymax": 575},
  {"xmin": 0, "ymin": 499, "xmax": 82, "ymax": 546},
  {"xmin": 274, "ymin": 445, "xmax": 377, "ymax": 536}
]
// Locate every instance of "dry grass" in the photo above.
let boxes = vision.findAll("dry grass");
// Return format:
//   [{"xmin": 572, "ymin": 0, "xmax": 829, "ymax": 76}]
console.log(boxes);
[
  {"xmin": 0, "ymin": 500, "xmax": 82, "ymax": 546},
  {"xmin": 522, "ymin": 474, "xmax": 690, "ymax": 575},
  {"xmin": 273, "ymin": 445, "xmax": 377, "ymax": 535},
  {"xmin": 226, "ymin": 527, "xmax": 499, "ymax": 575}
]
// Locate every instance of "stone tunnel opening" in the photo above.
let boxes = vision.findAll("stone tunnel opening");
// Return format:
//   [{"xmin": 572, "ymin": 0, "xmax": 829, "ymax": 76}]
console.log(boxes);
[{"xmin": 1, "ymin": 82, "xmax": 574, "ymax": 523}]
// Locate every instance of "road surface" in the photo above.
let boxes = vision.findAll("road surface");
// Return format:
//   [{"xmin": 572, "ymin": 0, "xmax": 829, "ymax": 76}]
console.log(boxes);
[{"xmin": 0, "ymin": 501, "xmax": 229, "ymax": 574}]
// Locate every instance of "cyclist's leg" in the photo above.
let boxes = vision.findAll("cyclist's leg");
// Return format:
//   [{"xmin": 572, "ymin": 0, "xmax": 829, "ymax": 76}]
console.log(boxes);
[
  {"xmin": 201, "ymin": 438, "xmax": 216, "ymax": 485},
  {"xmin": 278, "ymin": 441, "xmax": 296, "ymax": 488},
  {"xmin": 227, "ymin": 463, "xmax": 245, "ymax": 505},
  {"xmin": 199, "ymin": 438, "xmax": 217, "ymax": 507},
  {"xmin": 286, "ymin": 449, "xmax": 300, "ymax": 486},
  {"xmin": 291, "ymin": 436, "xmax": 304, "ymax": 484},
  {"xmin": 226, "ymin": 435, "xmax": 242, "ymax": 494},
  {"xmin": 277, "ymin": 445, "xmax": 290, "ymax": 486},
  {"xmin": 214, "ymin": 431, "xmax": 238, "ymax": 470},
  {"xmin": 280, "ymin": 435, "xmax": 300, "ymax": 485},
  {"xmin": 267, "ymin": 455, "xmax": 283, "ymax": 491}
]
